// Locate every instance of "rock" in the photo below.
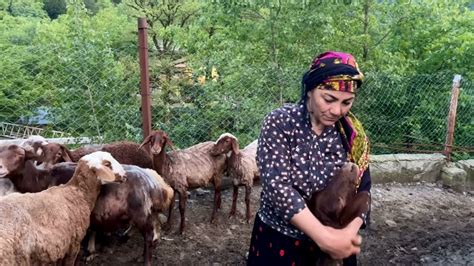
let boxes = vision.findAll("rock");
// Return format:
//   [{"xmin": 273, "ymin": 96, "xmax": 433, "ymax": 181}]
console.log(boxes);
[{"xmin": 385, "ymin": 219, "xmax": 397, "ymax": 227}]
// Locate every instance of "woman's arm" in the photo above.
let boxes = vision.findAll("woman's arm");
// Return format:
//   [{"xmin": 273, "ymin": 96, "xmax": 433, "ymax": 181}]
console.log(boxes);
[{"xmin": 291, "ymin": 207, "xmax": 363, "ymax": 259}]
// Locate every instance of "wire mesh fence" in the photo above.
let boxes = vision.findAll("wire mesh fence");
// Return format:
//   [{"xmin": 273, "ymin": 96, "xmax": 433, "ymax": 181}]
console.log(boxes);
[{"xmin": 1, "ymin": 42, "xmax": 473, "ymax": 159}]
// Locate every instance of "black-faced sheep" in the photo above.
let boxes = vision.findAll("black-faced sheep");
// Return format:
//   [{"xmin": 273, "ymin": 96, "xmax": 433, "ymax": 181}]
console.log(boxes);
[
  {"xmin": 211, "ymin": 134, "xmax": 260, "ymax": 223},
  {"xmin": 307, "ymin": 162, "xmax": 371, "ymax": 266},
  {"xmin": 140, "ymin": 130, "xmax": 227, "ymax": 234},
  {"xmin": 87, "ymin": 164, "xmax": 174, "ymax": 266},
  {"xmin": 0, "ymin": 151, "xmax": 126, "ymax": 265}
]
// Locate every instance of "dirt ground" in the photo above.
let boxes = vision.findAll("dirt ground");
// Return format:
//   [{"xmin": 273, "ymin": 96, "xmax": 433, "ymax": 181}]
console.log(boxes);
[{"xmin": 84, "ymin": 181, "xmax": 474, "ymax": 265}]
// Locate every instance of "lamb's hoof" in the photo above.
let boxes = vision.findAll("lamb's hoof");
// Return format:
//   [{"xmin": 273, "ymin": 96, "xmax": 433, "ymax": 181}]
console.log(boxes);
[
  {"xmin": 162, "ymin": 222, "xmax": 171, "ymax": 231},
  {"xmin": 86, "ymin": 253, "xmax": 98, "ymax": 263}
]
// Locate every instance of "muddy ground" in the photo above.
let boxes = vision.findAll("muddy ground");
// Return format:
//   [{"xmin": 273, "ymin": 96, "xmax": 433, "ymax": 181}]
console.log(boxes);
[{"xmin": 84, "ymin": 181, "xmax": 474, "ymax": 265}]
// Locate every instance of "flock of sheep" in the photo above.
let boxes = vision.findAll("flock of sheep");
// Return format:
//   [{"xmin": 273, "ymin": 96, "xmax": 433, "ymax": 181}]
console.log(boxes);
[{"xmin": 0, "ymin": 131, "xmax": 260, "ymax": 265}]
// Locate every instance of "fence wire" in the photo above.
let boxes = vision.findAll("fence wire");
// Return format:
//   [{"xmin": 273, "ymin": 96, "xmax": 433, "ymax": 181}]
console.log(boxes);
[{"xmin": 1, "ymin": 44, "xmax": 473, "ymax": 159}]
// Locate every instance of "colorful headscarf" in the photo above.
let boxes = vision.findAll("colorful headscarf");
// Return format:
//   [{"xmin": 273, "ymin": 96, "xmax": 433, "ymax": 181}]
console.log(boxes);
[
  {"xmin": 337, "ymin": 112, "xmax": 370, "ymax": 187},
  {"xmin": 300, "ymin": 51, "xmax": 364, "ymax": 102}
]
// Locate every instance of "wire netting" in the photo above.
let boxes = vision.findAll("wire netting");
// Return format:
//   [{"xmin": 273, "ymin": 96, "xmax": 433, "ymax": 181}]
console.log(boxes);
[{"xmin": 1, "ymin": 43, "xmax": 472, "ymax": 159}]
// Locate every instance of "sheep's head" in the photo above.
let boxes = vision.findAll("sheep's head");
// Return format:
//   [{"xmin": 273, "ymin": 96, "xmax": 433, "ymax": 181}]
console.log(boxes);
[
  {"xmin": 20, "ymin": 135, "xmax": 48, "ymax": 157},
  {"xmin": 211, "ymin": 133, "xmax": 239, "ymax": 156},
  {"xmin": 35, "ymin": 143, "xmax": 73, "ymax": 169},
  {"xmin": 139, "ymin": 130, "xmax": 175, "ymax": 155},
  {"xmin": 0, "ymin": 145, "xmax": 38, "ymax": 178},
  {"xmin": 80, "ymin": 151, "xmax": 126, "ymax": 184}
]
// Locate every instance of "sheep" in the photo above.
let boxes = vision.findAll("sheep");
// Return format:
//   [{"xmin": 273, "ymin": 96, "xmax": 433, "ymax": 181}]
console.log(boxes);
[
  {"xmin": 0, "ymin": 144, "xmax": 40, "ymax": 179},
  {"xmin": 139, "ymin": 130, "xmax": 227, "ymax": 234},
  {"xmin": 0, "ymin": 151, "xmax": 126, "ymax": 265},
  {"xmin": 210, "ymin": 133, "xmax": 260, "ymax": 223},
  {"xmin": 87, "ymin": 164, "xmax": 174, "ymax": 266},
  {"xmin": 2, "ymin": 145, "xmax": 172, "ymax": 265},
  {"xmin": 0, "ymin": 144, "xmax": 76, "ymax": 193},
  {"xmin": 306, "ymin": 162, "xmax": 371, "ymax": 266},
  {"xmin": 19, "ymin": 135, "xmax": 48, "ymax": 157},
  {"xmin": 36, "ymin": 141, "xmax": 153, "ymax": 169},
  {"xmin": 0, "ymin": 178, "xmax": 17, "ymax": 197}
]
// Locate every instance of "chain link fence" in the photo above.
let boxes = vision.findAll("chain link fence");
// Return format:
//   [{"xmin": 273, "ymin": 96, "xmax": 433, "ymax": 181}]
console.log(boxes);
[{"xmin": 1, "ymin": 42, "xmax": 473, "ymax": 159}]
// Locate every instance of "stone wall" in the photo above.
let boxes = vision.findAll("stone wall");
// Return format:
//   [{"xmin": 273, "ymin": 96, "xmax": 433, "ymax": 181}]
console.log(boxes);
[{"xmin": 369, "ymin": 153, "xmax": 474, "ymax": 192}]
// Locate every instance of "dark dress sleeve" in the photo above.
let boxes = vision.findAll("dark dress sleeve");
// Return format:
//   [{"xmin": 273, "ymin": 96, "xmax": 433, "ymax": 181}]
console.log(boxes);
[{"xmin": 257, "ymin": 111, "xmax": 306, "ymax": 222}]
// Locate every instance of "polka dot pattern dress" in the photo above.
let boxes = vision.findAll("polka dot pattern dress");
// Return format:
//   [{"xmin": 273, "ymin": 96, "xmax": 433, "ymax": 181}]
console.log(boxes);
[{"xmin": 256, "ymin": 104, "xmax": 348, "ymax": 240}]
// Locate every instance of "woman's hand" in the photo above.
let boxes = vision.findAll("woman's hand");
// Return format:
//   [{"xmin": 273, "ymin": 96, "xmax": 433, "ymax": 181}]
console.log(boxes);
[
  {"xmin": 318, "ymin": 218, "xmax": 363, "ymax": 259},
  {"xmin": 291, "ymin": 208, "xmax": 363, "ymax": 259}
]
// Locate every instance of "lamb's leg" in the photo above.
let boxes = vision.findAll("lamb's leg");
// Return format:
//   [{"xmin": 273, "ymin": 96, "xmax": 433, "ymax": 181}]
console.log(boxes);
[
  {"xmin": 61, "ymin": 244, "xmax": 80, "ymax": 266},
  {"xmin": 339, "ymin": 191, "xmax": 371, "ymax": 227},
  {"xmin": 245, "ymin": 185, "xmax": 252, "ymax": 223},
  {"xmin": 85, "ymin": 230, "xmax": 98, "ymax": 262},
  {"xmin": 141, "ymin": 223, "xmax": 155, "ymax": 266},
  {"xmin": 211, "ymin": 177, "xmax": 222, "ymax": 224},
  {"xmin": 229, "ymin": 185, "xmax": 239, "ymax": 218},
  {"xmin": 162, "ymin": 188, "xmax": 176, "ymax": 231},
  {"xmin": 178, "ymin": 190, "xmax": 187, "ymax": 234}
]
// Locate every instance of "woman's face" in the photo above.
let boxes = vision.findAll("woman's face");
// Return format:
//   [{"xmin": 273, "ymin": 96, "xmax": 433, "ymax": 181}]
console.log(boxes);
[{"xmin": 307, "ymin": 89, "xmax": 355, "ymax": 127}]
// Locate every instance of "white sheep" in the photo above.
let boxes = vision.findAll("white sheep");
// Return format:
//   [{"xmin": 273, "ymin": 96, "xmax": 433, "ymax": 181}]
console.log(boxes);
[
  {"xmin": 0, "ymin": 151, "xmax": 126, "ymax": 265},
  {"xmin": 140, "ymin": 130, "xmax": 227, "ymax": 234},
  {"xmin": 211, "ymin": 133, "xmax": 260, "ymax": 223}
]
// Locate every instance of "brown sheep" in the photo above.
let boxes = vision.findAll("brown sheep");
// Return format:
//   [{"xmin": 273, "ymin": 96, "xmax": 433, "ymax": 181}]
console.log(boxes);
[
  {"xmin": 87, "ymin": 164, "xmax": 174, "ymax": 266},
  {"xmin": 0, "ymin": 151, "xmax": 126, "ymax": 265},
  {"xmin": 140, "ymin": 130, "xmax": 227, "ymax": 234},
  {"xmin": 37, "ymin": 141, "xmax": 153, "ymax": 169},
  {"xmin": 211, "ymin": 134, "xmax": 260, "ymax": 223},
  {"xmin": 307, "ymin": 162, "xmax": 371, "ymax": 266},
  {"xmin": 0, "ymin": 144, "xmax": 75, "ymax": 193}
]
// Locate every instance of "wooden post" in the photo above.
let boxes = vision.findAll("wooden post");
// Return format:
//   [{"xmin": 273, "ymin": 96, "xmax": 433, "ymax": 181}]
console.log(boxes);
[
  {"xmin": 138, "ymin": 18, "xmax": 152, "ymax": 143},
  {"xmin": 444, "ymin": 75, "xmax": 462, "ymax": 161}
]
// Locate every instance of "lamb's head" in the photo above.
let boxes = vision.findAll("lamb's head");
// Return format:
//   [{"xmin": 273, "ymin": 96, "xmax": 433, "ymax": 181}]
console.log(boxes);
[
  {"xmin": 211, "ymin": 133, "xmax": 239, "ymax": 156},
  {"xmin": 0, "ymin": 145, "xmax": 39, "ymax": 178},
  {"xmin": 79, "ymin": 151, "xmax": 126, "ymax": 184},
  {"xmin": 139, "ymin": 130, "xmax": 175, "ymax": 155},
  {"xmin": 338, "ymin": 162, "xmax": 360, "ymax": 187}
]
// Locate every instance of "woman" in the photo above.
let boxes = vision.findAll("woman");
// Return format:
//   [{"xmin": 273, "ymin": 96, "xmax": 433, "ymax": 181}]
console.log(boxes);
[{"xmin": 247, "ymin": 51, "xmax": 371, "ymax": 266}]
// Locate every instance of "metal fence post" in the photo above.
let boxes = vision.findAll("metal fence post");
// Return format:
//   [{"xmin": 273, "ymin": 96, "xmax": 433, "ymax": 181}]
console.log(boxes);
[
  {"xmin": 444, "ymin": 74, "xmax": 462, "ymax": 161},
  {"xmin": 138, "ymin": 17, "xmax": 152, "ymax": 143}
]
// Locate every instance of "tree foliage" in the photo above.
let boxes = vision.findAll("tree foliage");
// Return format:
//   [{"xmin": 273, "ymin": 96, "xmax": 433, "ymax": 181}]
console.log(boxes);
[{"xmin": 0, "ymin": 0, "xmax": 472, "ymax": 155}]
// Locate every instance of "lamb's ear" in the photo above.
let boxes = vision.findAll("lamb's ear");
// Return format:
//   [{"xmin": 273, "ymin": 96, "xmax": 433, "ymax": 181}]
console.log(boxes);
[
  {"xmin": 231, "ymin": 138, "xmax": 240, "ymax": 155},
  {"xmin": 138, "ymin": 135, "xmax": 153, "ymax": 150},
  {"xmin": 60, "ymin": 145, "xmax": 73, "ymax": 162},
  {"xmin": 164, "ymin": 135, "xmax": 176, "ymax": 151},
  {"xmin": 23, "ymin": 146, "xmax": 39, "ymax": 160}
]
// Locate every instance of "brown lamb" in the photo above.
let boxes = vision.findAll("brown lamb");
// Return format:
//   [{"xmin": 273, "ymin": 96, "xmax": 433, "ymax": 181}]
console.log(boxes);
[
  {"xmin": 211, "ymin": 133, "xmax": 260, "ymax": 223},
  {"xmin": 140, "ymin": 130, "xmax": 227, "ymax": 234},
  {"xmin": 307, "ymin": 162, "xmax": 371, "ymax": 266}
]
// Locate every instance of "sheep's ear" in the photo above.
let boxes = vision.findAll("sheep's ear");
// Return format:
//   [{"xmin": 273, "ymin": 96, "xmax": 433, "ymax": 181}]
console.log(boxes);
[
  {"xmin": 231, "ymin": 138, "xmax": 240, "ymax": 155},
  {"xmin": 164, "ymin": 135, "xmax": 176, "ymax": 151},
  {"xmin": 138, "ymin": 135, "xmax": 153, "ymax": 151},
  {"xmin": 59, "ymin": 145, "xmax": 73, "ymax": 162}
]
